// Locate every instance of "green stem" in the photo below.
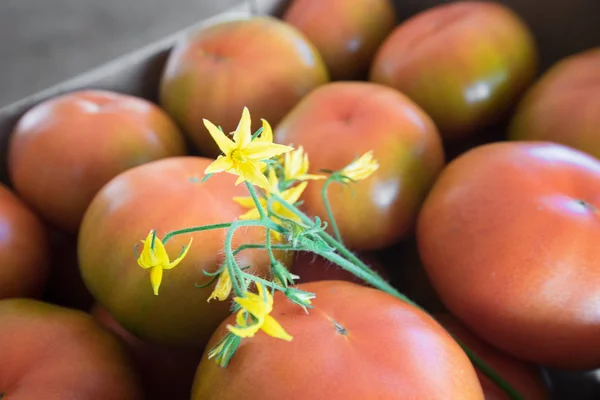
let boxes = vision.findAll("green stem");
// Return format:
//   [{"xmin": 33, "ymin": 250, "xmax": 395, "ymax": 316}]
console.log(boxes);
[
  {"xmin": 245, "ymin": 182, "xmax": 267, "ymax": 219},
  {"xmin": 223, "ymin": 219, "xmax": 283, "ymax": 297},
  {"xmin": 268, "ymin": 191, "xmax": 523, "ymax": 400},
  {"xmin": 232, "ymin": 243, "xmax": 294, "ymax": 256},
  {"xmin": 321, "ymin": 177, "xmax": 343, "ymax": 242},
  {"xmin": 240, "ymin": 271, "xmax": 287, "ymax": 292},
  {"xmin": 270, "ymin": 193, "xmax": 378, "ymax": 279},
  {"xmin": 162, "ymin": 222, "xmax": 233, "ymax": 244},
  {"xmin": 316, "ymin": 249, "xmax": 418, "ymax": 308},
  {"xmin": 452, "ymin": 335, "xmax": 524, "ymax": 400}
]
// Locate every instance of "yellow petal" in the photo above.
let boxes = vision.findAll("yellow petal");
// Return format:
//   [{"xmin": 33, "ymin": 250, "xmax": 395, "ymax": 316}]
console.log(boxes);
[
  {"xmin": 341, "ymin": 150, "xmax": 379, "ymax": 181},
  {"xmin": 207, "ymin": 268, "xmax": 232, "ymax": 302},
  {"xmin": 238, "ymin": 207, "xmax": 261, "ymax": 220},
  {"xmin": 299, "ymin": 173, "xmax": 326, "ymax": 180},
  {"xmin": 256, "ymin": 281, "xmax": 273, "ymax": 309},
  {"xmin": 233, "ymin": 107, "xmax": 252, "ymax": 148},
  {"xmin": 258, "ymin": 118, "xmax": 273, "ymax": 143},
  {"xmin": 150, "ymin": 266, "xmax": 163, "ymax": 296},
  {"xmin": 203, "ymin": 119, "xmax": 235, "ymax": 155},
  {"xmin": 235, "ymin": 309, "xmax": 248, "ymax": 327},
  {"xmin": 234, "ymin": 293, "xmax": 271, "ymax": 317},
  {"xmin": 164, "ymin": 237, "xmax": 193, "ymax": 270},
  {"xmin": 236, "ymin": 161, "xmax": 271, "ymax": 191},
  {"xmin": 233, "ymin": 196, "xmax": 256, "ymax": 208},
  {"xmin": 266, "ymin": 168, "xmax": 280, "ymax": 194},
  {"xmin": 243, "ymin": 141, "xmax": 294, "ymax": 161},
  {"xmin": 234, "ymin": 174, "xmax": 246, "ymax": 186},
  {"xmin": 204, "ymin": 155, "xmax": 234, "ymax": 175},
  {"xmin": 137, "ymin": 230, "xmax": 156, "ymax": 269},
  {"xmin": 281, "ymin": 181, "xmax": 308, "ymax": 205},
  {"xmin": 227, "ymin": 318, "xmax": 262, "ymax": 338},
  {"xmin": 261, "ymin": 314, "xmax": 293, "ymax": 341}
]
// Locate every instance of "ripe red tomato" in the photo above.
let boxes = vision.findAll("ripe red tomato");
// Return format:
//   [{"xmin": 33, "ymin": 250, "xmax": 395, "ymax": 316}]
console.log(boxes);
[
  {"xmin": 8, "ymin": 90, "xmax": 187, "ymax": 232},
  {"xmin": 78, "ymin": 156, "xmax": 291, "ymax": 348},
  {"xmin": 191, "ymin": 281, "xmax": 485, "ymax": 399},
  {"xmin": 0, "ymin": 182, "xmax": 49, "ymax": 299},
  {"xmin": 92, "ymin": 304, "xmax": 203, "ymax": 400},
  {"xmin": 274, "ymin": 82, "xmax": 445, "ymax": 250},
  {"xmin": 0, "ymin": 298, "xmax": 143, "ymax": 399},
  {"xmin": 436, "ymin": 314, "xmax": 550, "ymax": 400},
  {"xmin": 417, "ymin": 141, "xmax": 600, "ymax": 369}
]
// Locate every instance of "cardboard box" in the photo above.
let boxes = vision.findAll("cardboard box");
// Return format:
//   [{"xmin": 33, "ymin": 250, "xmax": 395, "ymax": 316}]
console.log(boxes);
[{"xmin": 1, "ymin": 0, "xmax": 599, "ymax": 397}]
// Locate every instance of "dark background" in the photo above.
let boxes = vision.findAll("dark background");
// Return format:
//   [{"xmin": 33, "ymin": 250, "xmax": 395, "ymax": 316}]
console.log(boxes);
[{"xmin": 0, "ymin": 0, "xmax": 241, "ymax": 107}]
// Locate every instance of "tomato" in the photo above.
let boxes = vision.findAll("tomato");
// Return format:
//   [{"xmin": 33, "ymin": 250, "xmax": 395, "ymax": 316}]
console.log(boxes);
[
  {"xmin": 8, "ymin": 90, "xmax": 187, "ymax": 232},
  {"xmin": 274, "ymin": 81, "xmax": 445, "ymax": 250},
  {"xmin": 0, "ymin": 298, "xmax": 143, "ymax": 399},
  {"xmin": 92, "ymin": 304, "xmax": 203, "ymax": 400},
  {"xmin": 370, "ymin": 1, "xmax": 538, "ymax": 140},
  {"xmin": 417, "ymin": 141, "xmax": 600, "ymax": 368},
  {"xmin": 191, "ymin": 280, "xmax": 484, "ymax": 399},
  {"xmin": 509, "ymin": 47, "xmax": 600, "ymax": 159},
  {"xmin": 0, "ymin": 182, "xmax": 49, "ymax": 299},
  {"xmin": 436, "ymin": 314, "xmax": 550, "ymax": 400},
  {"xmin": 78, "ymin": 156, "xmax": 291, "ymax": 347},
  {"xmin": 159, "ymin": 16, "xmax": 329, "ymax": 157},
  {"xmin": 282, "ymin": 0, "xmax": 396, "ymax": 80},
  {"xmin": 290, "ymin": 251, "xmax": 388, "ymax": 285}
]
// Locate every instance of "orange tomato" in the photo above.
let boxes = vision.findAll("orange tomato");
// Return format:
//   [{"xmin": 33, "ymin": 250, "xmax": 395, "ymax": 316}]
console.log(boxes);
[
  {"xmin": 0, "ymin": 298, "xmax": 143, "ymax": 399},
  {"xmin": 191, "ymin": 281, "xmax": 485, "ymax": 399},
  {"xmin": 418, "ymin": 141, "xmax": 600, "ymax": 368},
  {"xmin": 8, "ymin": 90, "xmax": 187, "ymax": 232},
  {"xmin": 78, "ymin": 156, "xmax": 290, "ymax": 347},
  {"xmin": 0, "ymin": 182, "xmax": 49, "ymax": 299}
]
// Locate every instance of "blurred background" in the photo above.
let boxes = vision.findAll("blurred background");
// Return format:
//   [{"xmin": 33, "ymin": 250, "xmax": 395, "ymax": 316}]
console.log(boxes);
[{"xmin": 0, "ymin": 0, "xmax": 241, "ymax": 107}]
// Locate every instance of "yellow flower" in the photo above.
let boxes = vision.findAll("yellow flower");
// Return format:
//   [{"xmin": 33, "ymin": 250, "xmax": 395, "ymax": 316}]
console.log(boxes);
[
  {"xmin": 282, "ymin": 146, "xmax": 325, "ymax": 182},
  {"xmin": 203, "ymin": 108, "xmax": 293, "ymax": 190},
  {"xmin": 137, "ymin": 230, "xmax": 193, "ymax": 296},
  {"xmin": 340, "ymin": 150, "xmax": 379, "ymax": 181},
  {"xmin": 227, "ymin": 282, "xmax": 292, "ymax": 341},
  {"xmin": 233, "ymin": 169, "xmax": 307, "ymax": 239},
  {"xmin": 207, "ymin": 268, "xmax": 232, "ymax": 302}
]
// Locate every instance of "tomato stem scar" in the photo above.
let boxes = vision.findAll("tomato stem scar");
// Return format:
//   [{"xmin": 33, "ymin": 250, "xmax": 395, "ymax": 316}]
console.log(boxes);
[{"xmin": 330, "ymin": 318, "xmax": 348, "ymax": 336}]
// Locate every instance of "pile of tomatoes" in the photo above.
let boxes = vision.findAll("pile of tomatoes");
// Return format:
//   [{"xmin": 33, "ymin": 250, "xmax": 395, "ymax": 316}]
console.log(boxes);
[{"xmin": 1, "ymin": 0, "xmax": 599, "ymax": 398}]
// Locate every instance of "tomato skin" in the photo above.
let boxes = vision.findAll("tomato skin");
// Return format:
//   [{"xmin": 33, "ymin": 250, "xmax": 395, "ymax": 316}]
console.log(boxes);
[
  {"xmin": 8, "ymin": 90, "xmax": 187, "ymax": 232},
  {"xmin": 191, "ymin": 281, "xmax": 484, "ymax": 400},
  {"xmin": 282, "ymin": 0, "xmax": 396, "ymax": 80},
  {"xmin": 159, "ymin": 16, "xmax": 329, "ymax": 157},
  {"xmin": 436, "ymin": 314, "xmax": 550, "ymax": 400},
  {"xmin": 78, "ymin": 156, "xmax": 290, "ymax": 347},
  {"xmin": 417, "ymin": 141, "xmax": 600, "ymax": 368},
  {"xmin": 370, "ymin": 1, "xmax": 538, "ymax": 139},
  {"xmin": 274, "ymin": 82, "xmax": 445, "ymax": 250},
  {"xmin": 0, "ymin": 298, "xmax": 143, "ymax": 399},
  {"xmin": 91, "ymin": 304, "xmax": 203, "ymax": 400},
  {"xmin": 0, "ymin": 183, "xmax": 49, "ymax": 299},
  {"xmin": 509, "ymin": 47, "xmax": 600, "ymax": 159}
]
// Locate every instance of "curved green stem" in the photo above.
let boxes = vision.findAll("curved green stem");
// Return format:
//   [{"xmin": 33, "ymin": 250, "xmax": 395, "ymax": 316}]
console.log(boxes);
[
  {"xmin": 162, "ymin": 222, "xmax": 233, "ymax": 244},
  {"xmin": 321, "ymin": 177, "xmax": 343, "ymax": 242},
  {"xmin": 267, "ymin": 191, "xmax": 523, "ymax": 400},
  {"xmin": 245, "ymin": 182, "xmax": 267, "ymax": 219},
  {"xmin": 452, "ymin": 335, "xmax": 524, "ymax": 400},
  {"xmin": 223, "ymin": 219, "xmax": 283, "ymax": 297},
  {"xmin": 232, "ymin": 243, "xmax": 294, "ymax": 256}
]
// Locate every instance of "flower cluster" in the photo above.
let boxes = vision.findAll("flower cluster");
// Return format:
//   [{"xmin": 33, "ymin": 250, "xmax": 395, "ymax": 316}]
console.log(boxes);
[{"xmin": 136, "ymin": 107, "xmax": 379, "ymax": 367}]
